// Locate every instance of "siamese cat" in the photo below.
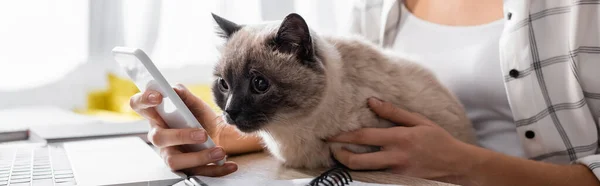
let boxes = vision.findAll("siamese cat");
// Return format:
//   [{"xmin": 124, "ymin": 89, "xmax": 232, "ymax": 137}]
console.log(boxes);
[{"xmin": 211, "ymin": 13, "xmax": 477, "ymax": 169}]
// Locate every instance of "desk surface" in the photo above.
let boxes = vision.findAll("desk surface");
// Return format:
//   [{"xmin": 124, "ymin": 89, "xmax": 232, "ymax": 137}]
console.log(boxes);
[{"xmin": 227, "ymin": 152, "xmax": 454, "ymax": 185}]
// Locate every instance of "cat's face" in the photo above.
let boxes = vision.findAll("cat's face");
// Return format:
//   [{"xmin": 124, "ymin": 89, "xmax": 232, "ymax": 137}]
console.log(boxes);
[{"xmin": 211, "ymin": 13, "xmax": 326, "ymax": 133}]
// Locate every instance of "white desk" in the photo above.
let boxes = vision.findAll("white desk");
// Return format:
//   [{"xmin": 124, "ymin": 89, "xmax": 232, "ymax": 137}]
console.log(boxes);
[{"xmin": 225, "ymin": 152, "xmax": 453, "ymax": 185}]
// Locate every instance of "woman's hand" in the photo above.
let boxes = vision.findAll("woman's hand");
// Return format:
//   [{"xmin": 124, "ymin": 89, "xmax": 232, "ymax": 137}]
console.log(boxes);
[
  {"xmin": 130, "ymin": 84, "xmax": 237, "ymax": 176},
  {"xmin": 329, "ymin": 98, "xmax": 479, "ymax": 181},
  {"xmin": 331, "ymin": 98, "xmax": 600, "ymax": 186}
]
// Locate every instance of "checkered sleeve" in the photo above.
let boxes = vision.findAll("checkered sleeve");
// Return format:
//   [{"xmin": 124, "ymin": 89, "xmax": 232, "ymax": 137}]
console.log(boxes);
[
  {"xmin": 577, "ymin": 155, "xmax": 600, "ymax": 179},
  {"xmin": 500, "ymin": 0, "xmax": 600, "ymax": 181}
]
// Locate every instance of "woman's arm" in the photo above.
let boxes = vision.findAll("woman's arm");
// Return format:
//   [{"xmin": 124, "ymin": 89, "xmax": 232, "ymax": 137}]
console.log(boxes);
[
  {"xmin": 170, "ymin": 84, "xmax": 263, "ymax": 155},
  {"xmin": 329, "ymin": 98, "xmax": 600, "ymax": 186},
  {"xmin": 461, "ymin": 141, "xmax": 599, "ymax": 186},
  {"xmin": 216, "ymin": 124, "xmax": 263, "ymax": 155}
]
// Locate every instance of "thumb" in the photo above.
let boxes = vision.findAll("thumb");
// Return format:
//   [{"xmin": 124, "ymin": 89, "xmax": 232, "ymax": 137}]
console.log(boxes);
[{"xmin": 367, "ymin": 98, "xmax": 426, "ymax": 127}]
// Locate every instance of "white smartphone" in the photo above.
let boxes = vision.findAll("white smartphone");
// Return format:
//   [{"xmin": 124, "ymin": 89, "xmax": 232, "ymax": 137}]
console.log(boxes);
[{"xmin": 111, "ymin": 47, "xmax": 225, "ymax": 166}]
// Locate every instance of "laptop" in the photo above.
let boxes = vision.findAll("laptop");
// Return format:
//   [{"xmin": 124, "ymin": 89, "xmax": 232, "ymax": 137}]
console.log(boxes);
[
  {"xmin": 0, "ymin": 106, "xmax": 150, "ymax": 144},
  {"xmin": 0, "ymin": 137, "xmax": 185, "ymax": 186}
]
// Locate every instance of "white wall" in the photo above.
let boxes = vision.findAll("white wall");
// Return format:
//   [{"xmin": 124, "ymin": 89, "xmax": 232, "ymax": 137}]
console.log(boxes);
[{"xmin": 0, "ymin": 0, "xmax": 354, "ymax": 110}]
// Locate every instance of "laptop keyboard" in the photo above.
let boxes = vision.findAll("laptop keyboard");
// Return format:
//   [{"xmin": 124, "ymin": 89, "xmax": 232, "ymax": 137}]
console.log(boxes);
[{"xmin": 0, "ymin": 145, "xmax": 76, "ymax": 186}]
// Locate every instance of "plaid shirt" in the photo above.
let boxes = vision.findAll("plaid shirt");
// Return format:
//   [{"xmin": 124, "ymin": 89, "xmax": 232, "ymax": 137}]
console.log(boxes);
[{"xmin": 349, "ymin": 0, "xmax": 600, "ymax": 180}]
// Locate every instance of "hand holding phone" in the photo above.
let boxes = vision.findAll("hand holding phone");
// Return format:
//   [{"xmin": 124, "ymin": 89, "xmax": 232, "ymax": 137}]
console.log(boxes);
[{"xmin": 112, "ymin": 47, "xmax": 225, "ymax": 166}]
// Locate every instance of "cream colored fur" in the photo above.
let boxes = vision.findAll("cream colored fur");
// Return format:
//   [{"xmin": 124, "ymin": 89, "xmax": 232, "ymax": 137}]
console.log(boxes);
[{"xmin": 256, "ymin": 34, "xmax": 478, "ymax": 169}]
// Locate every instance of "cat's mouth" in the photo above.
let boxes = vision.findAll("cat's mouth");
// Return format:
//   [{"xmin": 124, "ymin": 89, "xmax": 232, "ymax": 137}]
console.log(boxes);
[{"xmin": 223, "ymin": 114, "xmax": 268, "ymax": 133}]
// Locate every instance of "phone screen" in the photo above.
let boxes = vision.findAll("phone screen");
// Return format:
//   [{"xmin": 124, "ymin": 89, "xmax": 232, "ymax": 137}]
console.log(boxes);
[
  {"xmin": 113, "ymin": 52, "xmax": 180, "ymax": 121},
  {"xmin": 113, "ymin": 53, "xmax": 155, "ymax": 92}
]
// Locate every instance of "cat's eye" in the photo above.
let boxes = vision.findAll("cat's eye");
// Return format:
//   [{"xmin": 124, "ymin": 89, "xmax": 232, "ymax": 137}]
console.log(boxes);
[
  {"xmin": 252, "ymin": 76, "xmax": 270, "ymax": 93},
  {"xmin": 218, "ymin": 78, "xmax": 229, "ymax": 91}
]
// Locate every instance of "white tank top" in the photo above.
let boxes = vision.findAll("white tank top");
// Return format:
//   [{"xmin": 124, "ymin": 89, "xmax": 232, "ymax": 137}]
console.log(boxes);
[{"xmin": 392, "ymin": 4, "xmax": 525, "ymax": 157}]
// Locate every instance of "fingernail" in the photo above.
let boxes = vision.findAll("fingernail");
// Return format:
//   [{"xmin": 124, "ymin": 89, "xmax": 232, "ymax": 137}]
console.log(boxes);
[
  {"xmin": 210, "ymin": 148, "xmax": 225, "ymax": 160},
  {"xmin": 370, "ymin": 97, "xmax": 382, "ymax": 106},
  {"xmin": 227, "ymin": 164, "xmax": 236, "ymax": 171},
  {"xmin": 148, "ymin": 92, "xmax": 159, "ymax": 103},
  {"xmin": 175, "ymin": 84, "xmax": 186, "ymax": 91},
  {"xmin": 191, "ymin": 130, "xmax": 206, "ymax": 141}
]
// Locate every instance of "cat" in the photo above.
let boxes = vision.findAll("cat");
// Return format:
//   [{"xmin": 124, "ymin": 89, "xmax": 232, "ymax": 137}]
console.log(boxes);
[{"xmin": 210, "ymin": 13, "xmax": 477, "ymax": 169}]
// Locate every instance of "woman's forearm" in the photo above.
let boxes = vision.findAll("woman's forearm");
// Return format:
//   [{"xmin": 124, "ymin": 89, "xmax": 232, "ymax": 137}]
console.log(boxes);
[
  {"xmin": 458, "ymin": 144, "xmax": 600, "ymax": 186},
  {"xmin": 217, "ymin": 124, "xmax": 263, "ymax": 155}
]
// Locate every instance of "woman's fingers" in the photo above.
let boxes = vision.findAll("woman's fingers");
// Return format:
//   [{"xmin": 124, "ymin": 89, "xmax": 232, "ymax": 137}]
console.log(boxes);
[
  {"xmin": 129, "ymin": 86, "xmax": 239, "ymax": 176},
  {"xmin": 367, "ymin": 98, "xmax": 426, "ymax": 127},
  {"xmin": 130, "ymin": 90, "xmax": 162, "ymax": 111},
  {"xmin": 148, "ymin": 128, "xmax": 208, "ymax": 148},
  {"xmin": 162, "ymin": 146, "xmax": 227, "ymax": 171},
  {"xmin": 173, "ymin": 84, "xmax": 222, "ymax": 134},
  {"xmin": 130, "ymin": 91, "xmax": 167, "ymax": 127},
  {"xmin": 185, "ymin": 161, "xmax": 238, "ymax": 177},
  {"xmin": 160, "ymin": 146, "xmax": 236, "ymax": 176},
  {"xmin": 131, "ymin": 85, "xmax": 223, "ymax": 132},
  {"xmin": 160, "ymin": 146, "xmax": 183, "ymax": 160},
  {"xmin": 332, "ymin": 148, "xmax": 404, "ymax": 171}
]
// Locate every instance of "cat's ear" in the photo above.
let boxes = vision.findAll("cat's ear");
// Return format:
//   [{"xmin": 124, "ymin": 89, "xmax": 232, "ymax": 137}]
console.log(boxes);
[
  {"xmin": 274, "ymin": 13, "xmax": 314, "ymax": 61},
  {"xmin": 211, "ymin": 13, "xmax": 242, "ymax": 39}
]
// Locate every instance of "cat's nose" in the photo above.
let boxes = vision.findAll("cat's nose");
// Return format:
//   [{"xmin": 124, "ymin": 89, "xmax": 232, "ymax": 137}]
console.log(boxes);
[{"xmin": 224, "ymin": 109, "xmax": 241, "ymax": 121}]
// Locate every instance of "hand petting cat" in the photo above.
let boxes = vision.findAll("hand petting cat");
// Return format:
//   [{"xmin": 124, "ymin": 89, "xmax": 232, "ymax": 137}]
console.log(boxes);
[
  {"xmin": 129, "ymin": 84, "xmax": 262, "ymax": 177},
  {"xmin": 331, "ymin": 97, "xmax": 600, "ymax": 186},
  {"xmin": 329, "ymin": 98, "xmax": 479, "ymax": 182}
]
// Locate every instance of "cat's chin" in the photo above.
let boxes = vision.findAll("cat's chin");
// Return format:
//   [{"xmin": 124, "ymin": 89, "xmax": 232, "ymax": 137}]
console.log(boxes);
[
  {"xmin": 223, "ymin": 115, "xmax": 267, "ymax": 133},
  {"xmin": 230, "ymin": 121, "xmax": 266, "ymax": 133}
]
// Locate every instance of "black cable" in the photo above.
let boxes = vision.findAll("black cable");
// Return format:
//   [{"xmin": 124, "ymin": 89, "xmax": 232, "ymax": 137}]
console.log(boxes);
[{"xmin": 307, "ymin": 158, "xmax": 353, "ymax": 186}]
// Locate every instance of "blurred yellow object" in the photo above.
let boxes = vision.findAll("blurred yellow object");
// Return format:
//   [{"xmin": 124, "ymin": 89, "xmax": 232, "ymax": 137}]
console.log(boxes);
[
  {"xmin": 187, "ymin": 84, "xmax": 223, "ymax": 113},
  {"xmin": 77, "ymin": 73, "xmax": 221, "ymax": 121},
  {"xmin": 74, "ymin": 108, "xmax": 143, "ymax": 122}
]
